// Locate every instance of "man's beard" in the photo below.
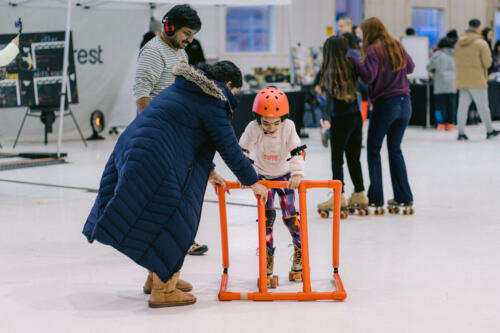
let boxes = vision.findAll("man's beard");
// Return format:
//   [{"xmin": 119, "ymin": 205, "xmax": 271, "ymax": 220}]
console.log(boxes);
[{"xmin": 174, "ymin": 39, "xmax": 190, "ymax": 49}]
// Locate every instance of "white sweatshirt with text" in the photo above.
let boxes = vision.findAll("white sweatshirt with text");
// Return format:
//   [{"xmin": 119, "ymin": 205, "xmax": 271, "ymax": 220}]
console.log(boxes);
[{"xmin": 239, "ymin": 119, "xmax": 305, "ymax": 179}]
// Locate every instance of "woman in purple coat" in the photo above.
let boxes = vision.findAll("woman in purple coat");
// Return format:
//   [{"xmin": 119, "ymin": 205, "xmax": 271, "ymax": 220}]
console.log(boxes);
[{"xmin": 348, "ymin": 17, "xmax": 415, "ymax": 213}]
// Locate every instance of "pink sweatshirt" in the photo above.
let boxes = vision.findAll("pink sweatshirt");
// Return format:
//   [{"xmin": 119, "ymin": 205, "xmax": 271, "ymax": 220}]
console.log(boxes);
[{"xmin": 239, "ymin": 119, "xmax": 305, "ymax": 179}]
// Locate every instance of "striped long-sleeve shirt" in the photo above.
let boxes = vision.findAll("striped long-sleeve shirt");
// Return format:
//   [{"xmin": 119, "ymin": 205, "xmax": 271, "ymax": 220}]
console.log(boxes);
[{"xmin": 133, "ymin": 36, "xmax": 188, "ymax": 100}]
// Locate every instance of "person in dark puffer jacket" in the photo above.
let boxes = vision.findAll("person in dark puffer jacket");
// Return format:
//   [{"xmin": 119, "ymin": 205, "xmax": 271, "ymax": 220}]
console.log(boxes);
[{"xmin": 83, "ymin": 61, "xmax": 268, "ymax": 308}]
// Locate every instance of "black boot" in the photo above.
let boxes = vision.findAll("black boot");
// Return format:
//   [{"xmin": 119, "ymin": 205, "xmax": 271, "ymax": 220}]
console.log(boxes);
[{"xmin": 487, "ymin": 130, "xmax": 499, "ymax": 139}]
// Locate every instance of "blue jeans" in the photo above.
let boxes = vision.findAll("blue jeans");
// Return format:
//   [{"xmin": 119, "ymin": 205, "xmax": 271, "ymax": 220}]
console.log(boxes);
[{"xmin": 367, "ymin": 95, "xmax": 413, "ymax": 206}]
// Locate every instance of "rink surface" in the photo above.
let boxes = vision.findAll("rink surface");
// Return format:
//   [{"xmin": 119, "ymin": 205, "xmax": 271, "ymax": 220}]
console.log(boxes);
[{"xmin": 1, "ymin": 124, "xmax": 499, "ymax": 333}]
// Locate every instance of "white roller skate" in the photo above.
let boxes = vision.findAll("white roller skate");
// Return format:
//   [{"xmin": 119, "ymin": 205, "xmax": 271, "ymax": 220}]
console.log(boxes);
[{"xmin": 348, "ymin": 191, "xmax": 369, "ymax": 216}]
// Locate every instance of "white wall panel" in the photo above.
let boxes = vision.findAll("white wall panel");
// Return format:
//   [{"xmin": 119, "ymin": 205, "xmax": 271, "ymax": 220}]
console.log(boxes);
[{"xmin": 365, "ymin": 0, "xmax": 490, "ymax": 39}]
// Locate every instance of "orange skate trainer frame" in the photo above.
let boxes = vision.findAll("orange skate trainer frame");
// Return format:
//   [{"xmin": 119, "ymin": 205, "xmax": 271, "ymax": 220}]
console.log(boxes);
[{"xmin": 217, "ymin": 180, "xmax": 346, "ymax": 301}]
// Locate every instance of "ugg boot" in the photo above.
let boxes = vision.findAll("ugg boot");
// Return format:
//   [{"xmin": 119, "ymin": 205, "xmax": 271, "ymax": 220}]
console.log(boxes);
[
  {"xmin": 143, "ymin": 271, "xmax": 153, "ymax": 294},
  {"xmin": 148, "ymin": 272, "xmax": 196, "ymax": 308},
  {"xmin": 143, "ymin": 271, "xmax": 193, "ymax": 294}
]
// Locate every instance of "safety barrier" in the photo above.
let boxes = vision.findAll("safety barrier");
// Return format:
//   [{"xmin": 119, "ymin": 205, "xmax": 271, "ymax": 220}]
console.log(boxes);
[{"xmin": 217, "ymin": 180, "xmax": 346, "ymax": 301}]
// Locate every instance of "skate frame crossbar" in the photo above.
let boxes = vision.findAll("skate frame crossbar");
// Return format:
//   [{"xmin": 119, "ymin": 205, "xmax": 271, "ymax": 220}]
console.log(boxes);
[{"xmin": 217, "ymin": 180, "xmax": 346, "ymax": 301}]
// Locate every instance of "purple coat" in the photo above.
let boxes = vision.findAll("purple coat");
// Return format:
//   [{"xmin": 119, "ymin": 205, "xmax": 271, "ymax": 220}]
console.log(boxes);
[{"xmin": 349, "ymin": 44, "xmax": 415, "ymax": 103}]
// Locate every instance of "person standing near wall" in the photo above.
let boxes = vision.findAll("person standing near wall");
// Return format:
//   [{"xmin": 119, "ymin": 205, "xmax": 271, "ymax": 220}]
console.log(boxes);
[
  {"xmin": 446, "ymin": 29, "xmax": 459, "ymax": 47},
  {"xmin": 132, "ymin": 4, "xmax": 208, "ymax": 296},
  {"xmin": 481, "ymin": 27, "xmax": 494, "ymax": 74},
  {"xmin": 337, "ymin": 16, "xmax": 353, "ymax": 35},
  {"xmin": 427, "ymin": 37, "xmax": 457, "ymax": 131},
  {"xmin": 348, "ymin": 17, "xmax": 415, "ymax": 213},
  {"xmin": 134, "ymin": 4, "xmax": 198, "ymax": 113},
  {"xmin": 454, "ymin": 19, "xmax": 499, "ymax": 140},
  {"xmin": 492, "ymin": 40, "xmax": 500, "ymax": 73},
  {"xmin": 134, "ymin": 5, "xmax": 208, "ymax": 255}
]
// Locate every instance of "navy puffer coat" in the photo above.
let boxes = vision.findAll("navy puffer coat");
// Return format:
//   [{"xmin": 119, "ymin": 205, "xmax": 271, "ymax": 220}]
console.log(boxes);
[{"xmin": 83, "ymin": 63, "xmax": 258, "ymax": 282}]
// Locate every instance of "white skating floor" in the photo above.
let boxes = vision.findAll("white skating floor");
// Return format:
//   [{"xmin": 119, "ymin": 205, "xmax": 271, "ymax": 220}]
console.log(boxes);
[{"xmin": 1, "ymin": 123, "xmax": 499, "ymax": 333}]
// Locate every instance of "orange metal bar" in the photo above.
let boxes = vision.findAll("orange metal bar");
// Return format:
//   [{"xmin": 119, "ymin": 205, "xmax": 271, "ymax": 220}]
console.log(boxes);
[
  {"xmin": 257, "ymin": 199, "xmax": 268, "ymax": 293},
  {"xmin": 298, "ymin": 183, "xmax": 311, "ymax": 293},
  {"xmin": 219, "ymin": 291, "xmax": 346, "ymax": 301},
  {"xmin": 331, "ymin": 180, "xmax": 342, "ymax": 270},
  {"xmin": 216, "ymin": 180, "xmax": 346, "ymax": 302},
  {"xmin": 217, "ymin": 186, "xmax": 229, "ymax": 270}
]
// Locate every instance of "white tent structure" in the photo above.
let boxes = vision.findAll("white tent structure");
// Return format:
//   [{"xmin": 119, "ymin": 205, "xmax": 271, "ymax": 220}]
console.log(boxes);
[{"xmin": 2, "ymin": 0, "xmax": 292, "ymax": 157}]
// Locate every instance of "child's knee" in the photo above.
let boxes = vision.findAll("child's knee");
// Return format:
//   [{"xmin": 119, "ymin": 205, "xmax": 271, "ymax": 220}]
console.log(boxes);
[{"xmin": 283, "ymin": 214, "xmax": 300, "ymax": 233}]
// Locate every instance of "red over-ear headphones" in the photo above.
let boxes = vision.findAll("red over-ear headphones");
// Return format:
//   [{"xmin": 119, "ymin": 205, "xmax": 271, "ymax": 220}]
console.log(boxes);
[{"xmin": 162, "ymin": 16, "xmax": 175, "ymax": 36}]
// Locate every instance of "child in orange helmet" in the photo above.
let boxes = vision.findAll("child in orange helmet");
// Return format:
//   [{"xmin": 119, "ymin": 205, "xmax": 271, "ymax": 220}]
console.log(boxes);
[{"xmin": 239, "ymin": 87, "xmax": 306, "ymax": 285}]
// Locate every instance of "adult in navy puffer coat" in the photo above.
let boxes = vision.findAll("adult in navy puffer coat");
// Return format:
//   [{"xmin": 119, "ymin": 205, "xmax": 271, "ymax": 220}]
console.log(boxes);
[{"xmin": 83, "ymin": 62, "xmax": 267, "ymax": 305}]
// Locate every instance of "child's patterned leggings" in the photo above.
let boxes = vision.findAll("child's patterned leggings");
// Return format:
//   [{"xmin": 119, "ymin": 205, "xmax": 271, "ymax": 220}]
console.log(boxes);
[{"xmin": 259, "ymin": 174, "xmax": 301, "ymax": 252}]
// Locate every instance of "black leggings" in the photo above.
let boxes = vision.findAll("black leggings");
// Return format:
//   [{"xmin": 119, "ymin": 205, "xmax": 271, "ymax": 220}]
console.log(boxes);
[{"xmin": 330, "ymin": 112, "xmax": 365, "ymax": 193}]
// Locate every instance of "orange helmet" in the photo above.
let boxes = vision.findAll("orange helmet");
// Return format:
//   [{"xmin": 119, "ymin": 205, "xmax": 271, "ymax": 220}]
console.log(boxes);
[{"xmin": 252, "ymin": 87, "xmax": 289, "ymax": 118}]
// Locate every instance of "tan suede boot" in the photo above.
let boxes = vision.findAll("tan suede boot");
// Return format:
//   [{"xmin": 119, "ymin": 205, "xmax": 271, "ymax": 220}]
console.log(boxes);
[
  {"xmin": 148, "ymin": 272, "xmax": 196, "ymax": 308},
  {"xmin": 143, "ymin": 271, "xmax": 153, "ymax": 294},
  {"xmin": 143, "ymin": 271, "xmax": 193, "ymax": 294}
]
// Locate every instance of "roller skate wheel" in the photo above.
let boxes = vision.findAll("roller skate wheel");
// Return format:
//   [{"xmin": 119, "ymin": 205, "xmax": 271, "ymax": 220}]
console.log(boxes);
[
  {"xmin": 358, "ymin": 209, "xmax": 366, "ymax": 216},
  {"xmin": 387, "ymin": 206, "xmax": 394, "ymax": 214},
  {"xmin": 403, "ymin": 207, "xmax": 414, "ymax": 215},
  {"xmin": 340, "ymin": 211, "xmax": 348, "ymax": 219},
  {"xmin": 318, "ymin": 209, "xmax": 329, "ymax": 219},
  {"xmin": 348, "ymin": 207, "xmax": 355, "ymax": 214},
  {"xmin": 270, "ymin": 275, "xmax": 279, "ymax": 288},
  {"xmin": 289, "ymin": 271, "xmax": 302, "ymax": 281},
  {"xmin": 394, "ymin": 206, "xmax": 400, "ymax": 214}
]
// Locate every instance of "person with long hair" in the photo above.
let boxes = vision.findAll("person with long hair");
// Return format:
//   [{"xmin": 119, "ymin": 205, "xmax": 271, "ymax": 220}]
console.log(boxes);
[
  {"xmin": 481, "ymin": 26, "xmax": 494, "ymax": 73},
  {"xmin": 316, "ymin": 36, "xmax": 368, "ymax": 217},
  {"xmin": 481, "ymin": 27, "xmax": 493, "ymax": 51},
  {"xmin": 348, "ymin": 17, "xmax": 415, "ymax": 214},
  {"xmin": 492, "ymin": 40, "xmax": 500, "ymax": 73}
]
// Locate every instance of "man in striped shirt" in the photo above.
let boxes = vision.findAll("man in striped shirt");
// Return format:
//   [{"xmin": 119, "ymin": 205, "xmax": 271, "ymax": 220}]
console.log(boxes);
[
  {"xmin": 133, "ymin": 4, "xmax": 201, "ymax": 113},
  {"xmin": 133, "ymin": 5, "xmax": 209, "ymax": 259}
]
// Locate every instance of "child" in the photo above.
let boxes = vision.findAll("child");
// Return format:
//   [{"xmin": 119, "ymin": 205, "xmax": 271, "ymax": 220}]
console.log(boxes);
[
  {"xmin": 316, "ymin": 35, "xmax": 368, "ymax": 217},
  {"xmin": 239, "ymin": 87, "xmax": 305, "ymax": 284},
  {"xmin": 426, "ymin": 37, "xmax": 457, "ymax": 131}
]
